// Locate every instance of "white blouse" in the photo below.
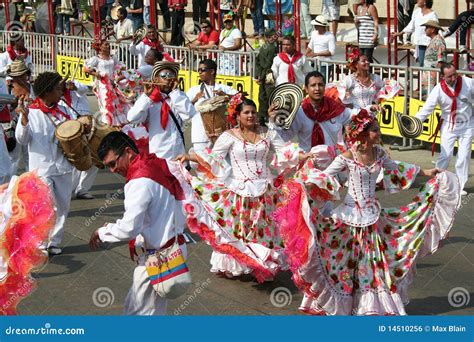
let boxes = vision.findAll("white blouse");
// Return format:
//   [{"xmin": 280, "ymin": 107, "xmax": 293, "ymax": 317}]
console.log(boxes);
[
  {"xmin": 402, "ymin": 8, "xmax": 438, "ymax": 46},
  {"xmin": 341, "ymin": 74, "xmax": 384, "ymax": 111},
  {"xmin": 85, "ymin": 55, "xmax": 119, "ymax": 77}
]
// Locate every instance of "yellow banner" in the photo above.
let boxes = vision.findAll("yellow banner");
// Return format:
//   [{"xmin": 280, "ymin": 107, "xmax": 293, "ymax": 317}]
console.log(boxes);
[{"xmin": 56, "ymin": 55, "xmax": 93, "ymax": 85}]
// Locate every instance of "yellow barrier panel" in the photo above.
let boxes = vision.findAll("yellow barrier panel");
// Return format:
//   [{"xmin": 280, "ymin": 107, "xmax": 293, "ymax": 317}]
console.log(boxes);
[{"xmin": 56, "ymin": 55, "xmax": 93, "ymax": 85}]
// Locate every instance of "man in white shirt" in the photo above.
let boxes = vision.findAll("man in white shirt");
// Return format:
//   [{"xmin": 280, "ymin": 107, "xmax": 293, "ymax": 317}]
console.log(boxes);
[
  {"xmin": 114, "ymin": 7, "xmax": 134, "ymax": 44},
  {"xmin": 15, "ymin": 71, "xmax": 74, "ymax": 256},
  {"xmin": 306, "ymin": 15, "xmax": 336, "ymax": 81},
  {"xmin": 90, "ymin": 131, "xmax": 187, "ymax": 315},
  {"xmin": 270, "ymin": 71, "xmax": 353, "ymax": 152},
  {"xmin": 128, "ymin": 61, "xmax": 197, "ymax": 159},
  {"xmin": 271, "ymin": 35, "xmax": 310, "ymax": 87},
  {"xmin": 187, "ymin": 59, "xmax": 237, "ymax": 152},
  {"xmin": 129, "ymin": 26, "xmax": 163, "ymax": 67},
  {"xmin": 0, "ymin": 36, "xmax": 34, "ymax": 88},
  {"xmin": 415, "ymin": 63, "xmax": 474, "ymax": 195}
]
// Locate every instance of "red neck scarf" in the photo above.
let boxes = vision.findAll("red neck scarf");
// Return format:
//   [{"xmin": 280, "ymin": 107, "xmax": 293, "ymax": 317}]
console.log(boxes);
[
  {"xmin": 278, "ymin": 52, "xmax": 303, "ymax": 83},
  {"xmin": 126, "ymin": 153, "xmax": 184, "ymax": 200},
  {"xmin": 440, "ymin": 76, "xmax": 463, "ymax": 129},
  {"xmin": 63, "ymin": 88, "xmax": 72, "ymax": 107},
  {"xmin": 142, "ymin": 37, "xmax": 163, "ymax": 51},
  {"xmin": 29, "ymin": 98, "xmax": 71, "ymax": 121},
  {"xmin": 6, "ymin": 45, "xmax": 29, "ymax": 61},
  {"xmin": 301, "ymin": 96, "xmax": 346, "ymax": 147},
  {"xmin": 148, "ymin": 87, "xmax": 171, "ymax": 129}
]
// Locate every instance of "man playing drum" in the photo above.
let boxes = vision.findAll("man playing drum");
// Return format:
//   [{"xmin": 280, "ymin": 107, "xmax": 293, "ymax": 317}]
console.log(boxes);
[
  {"xmin": 60, "ymin": 80, "xmax": 98, "ymax": 200},
  {"xmin": 127, "ymin": 61, "xmax": 197, "ymax": 159},
  {"xmin": 187, "ymin": 59, "xmax": 238, "ymax": 152},
  {"xmin": 15, "ymin": 71, "xmax": 74, "ymax": 256}
]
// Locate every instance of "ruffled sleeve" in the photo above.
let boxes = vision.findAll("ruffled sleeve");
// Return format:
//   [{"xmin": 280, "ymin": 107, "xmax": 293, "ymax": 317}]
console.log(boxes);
[
  {"xmin": 268, "ymin": 128, "xmax": 302, "ymax": 174},
  {"xmin": 85, "ymin": 56, "xmax": 98, "ymax": 71},
  {"xmin": 194, "ymin": 132, "xmax": 233, "ymax": 181},
  {"xmin": 381, "ymin": 148, "xmax": 420, "ymax": 193}
]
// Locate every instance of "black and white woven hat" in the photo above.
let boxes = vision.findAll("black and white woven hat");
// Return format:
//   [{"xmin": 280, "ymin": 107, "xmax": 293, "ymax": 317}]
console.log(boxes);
[
  {"xmin": 395, "ymin": 112, "xmax": 423, "ymax": 139},
  {"xmin": 268, "ymin": 83, "xmax": 304, "ymax": 130}
]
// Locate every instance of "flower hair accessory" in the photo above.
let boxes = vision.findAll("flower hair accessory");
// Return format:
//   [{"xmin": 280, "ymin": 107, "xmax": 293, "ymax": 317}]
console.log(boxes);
[
  {"xmin": 347, "ymin": 48, "xmax": 360, "ymax": 71},
  {"xmin": 345, "ymin": 109, "xmax": 375, "ymax": 148},
  {"xmin": 226, "ymin": 92, "xmax": 244, "ymax": 126}
]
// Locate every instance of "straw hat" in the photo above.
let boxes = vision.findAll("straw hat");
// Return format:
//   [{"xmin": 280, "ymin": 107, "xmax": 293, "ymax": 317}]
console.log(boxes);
[
  {"xmin": 268, "ymin": 83, "xmax": 304, "ymax": 130},
  {"xmin": 223, "ymin": 12, "xmax": 234, "ymax": 22},
  {"xmin": 311, "ymin": 15, "xmax": 329, "ymax": 27},
  {"xmin": 395, "ymin": 112, "xmax": 423, "ymax": 139},
  {"xmin": 152, "ymin": 61, "xmax": 180, "ymax": 79},
  {"xmin": 421, "ymin": 20, "xmax": 444, "ymax": 31},
  {"xmin": 6, "ymin": 58, "xmax": 31, "ymax": 77}
]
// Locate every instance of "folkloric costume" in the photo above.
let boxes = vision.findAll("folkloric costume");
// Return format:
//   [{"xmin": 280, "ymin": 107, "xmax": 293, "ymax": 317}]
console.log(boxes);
[
  {"xmin": 15, "ymin": 98, "xmax": 73, "ymax": 249},
  {"xmin": 98, "ymin": 153, "xmax": 186, "ymax": 315},
  {"xmin": 127, "ymin": 62, "xmax": 196, "ymax": 160},
  {"xmin": 415, "ymin": 76, "xmax": 474, "ymax": 191},
  {"xmin": 173, "ymin": 94, "xmax": 339, "ymax": 281},
  {"xmin": 275, "ymin": 110, "xmax": 461, "ymax": 315},
  {"xmin": 85, "ymin": 39, "xmax": 130, "ymax": 127},
  {"xmin": 271, "ymin": 51, "xmax": 311, "ymax": 86},
  {"xmin": 0, "ymin": 172, "xmax": 55, "ymax": 315}
]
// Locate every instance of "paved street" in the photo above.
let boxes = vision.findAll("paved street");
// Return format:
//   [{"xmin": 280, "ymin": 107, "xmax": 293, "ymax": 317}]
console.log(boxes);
[{"xmin": 17, "ymin": 96, "xmax": 474, "ymax": 316}]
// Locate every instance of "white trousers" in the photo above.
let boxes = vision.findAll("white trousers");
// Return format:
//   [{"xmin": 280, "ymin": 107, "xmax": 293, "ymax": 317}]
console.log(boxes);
[
  {"xmin": 436, "ymin": 123, "xmax": 473, "ymax": 190},
  {"xmin": 43, "ymin": 173, "xmax": 73, "ymax": 247},
  {"xmin": 9, "ymin": 144, "xmax": 29, "ymax": 175},
  {"xmin": 72, "ymin": 166, "xmax": 99, "ymax": 195},
  {"xmin": 124, "ymin": 245, "xmax": 187, "ymax": 315}
]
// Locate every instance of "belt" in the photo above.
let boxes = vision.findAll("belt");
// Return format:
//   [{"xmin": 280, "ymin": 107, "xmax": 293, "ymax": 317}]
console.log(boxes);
[{"xmin": 146, "ymin": 234, "xmax": 186, "ymax": 252}]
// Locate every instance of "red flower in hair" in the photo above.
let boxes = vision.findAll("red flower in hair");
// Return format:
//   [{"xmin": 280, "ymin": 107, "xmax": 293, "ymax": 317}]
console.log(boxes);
[
  {"xmin": 345, "ymin": 109, "xmax": 375, "ymax": 148},
  {"xmin": 347, "ymin": 48, "xmax": 361, "ymax": 71},
  {"xmin": 226, "ymin": 93, "xmax": 244, "ymax": 127}
]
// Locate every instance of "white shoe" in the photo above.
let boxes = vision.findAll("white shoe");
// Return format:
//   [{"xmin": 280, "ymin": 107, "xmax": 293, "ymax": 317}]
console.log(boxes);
[
  {"xmin": 461, "ymin": 190, "xmax": 468, "ymax": 196},
  {"xmin": 47, "ymin": 246, "xmax": 62, "ymax": 255}
]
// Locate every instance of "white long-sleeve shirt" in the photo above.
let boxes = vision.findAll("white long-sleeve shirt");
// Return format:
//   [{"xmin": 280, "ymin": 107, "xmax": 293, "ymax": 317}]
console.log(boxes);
[
  {"xmin": 15, "ymin": 107, "xmax": 73, "ymax": 177},
  {"xmin": 271, "ymin": 53, "xmax": 311, "ymax": 87},
  {"xmin": 402, "ymin": 7, "xmax": 438, "ymax": 46},
  {"xmin": 98, "ymin": 175, "xmax": 185, "ymax": 249},
  {"xmin": 127, "ymin": 89, "xmax": 197, "ymax": 159},
  {"xmin": 275, "ymin": 105, "xmax": 353, "ymax": 152},
  {"xmin": 0, "ymin": 51, "xmax": 34, "ymax": 78},
  {"xmin": 415, "ymin": 76, "xmax": 474, "ymax": 130},
  {"xmin": 59, "ymin": 80, "xmax": 91, "ymax": 117},
  {"xmin": 129, "ymin": 41, "xmax": 152, "ymax": 67},
  {"xmin": 186, "ymin": 83, "xmax": 238, "ymax": 148}
]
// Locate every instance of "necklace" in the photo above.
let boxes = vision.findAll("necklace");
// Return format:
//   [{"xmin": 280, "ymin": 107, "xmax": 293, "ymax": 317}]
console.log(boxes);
[
  {"xmin": 239, "ymin": 126, "xmax": 259, "ymax": 144},
  {"xmin": 356, "ymin": 146, "xmax": 376, "ymax": 166}
]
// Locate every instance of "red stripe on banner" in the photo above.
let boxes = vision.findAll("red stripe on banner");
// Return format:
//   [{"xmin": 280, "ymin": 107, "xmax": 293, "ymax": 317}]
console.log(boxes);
[{"xmin": 150, "ymin": 267, "xmax": 189, "ymax": 285}]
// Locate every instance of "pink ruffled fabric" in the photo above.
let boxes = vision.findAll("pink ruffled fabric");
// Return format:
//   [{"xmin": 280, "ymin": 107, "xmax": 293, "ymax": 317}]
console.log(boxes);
[{"xmin": 0, "ymin": 172, "xmax": 55, "ymax": 315}]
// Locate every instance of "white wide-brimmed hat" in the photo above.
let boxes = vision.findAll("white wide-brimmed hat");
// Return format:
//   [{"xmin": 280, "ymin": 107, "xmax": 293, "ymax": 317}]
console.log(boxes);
[{"xmin": 311, "ymin": 15, "xmax": 329, "ymax": 27}]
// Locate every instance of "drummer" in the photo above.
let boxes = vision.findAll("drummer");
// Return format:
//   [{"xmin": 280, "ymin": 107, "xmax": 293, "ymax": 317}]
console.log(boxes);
[
  {"xmin": 127, "ymin": 61, "xmax": 197, "ymax": 160},
  {"xmin": 187, "ymin": 59, "xmax": 238, "ymax": 152},
  {"xmin": 15, "ymin": 71, "xmax": 74, "ymax": 256},
  {"xmin": 59, "ymin": 80, "xmax": 99, "ymax": 201}
]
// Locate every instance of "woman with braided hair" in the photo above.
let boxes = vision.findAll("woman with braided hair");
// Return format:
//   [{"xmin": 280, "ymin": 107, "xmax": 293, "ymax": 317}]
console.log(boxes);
[
  {"xmin": 84, "ymin": 39, "xmax": 130, "ymax": 127},
  {"xmin": 275, "ymin": 110, "xmax": 460, "ymax": 315},
  {"xmin": 173, "ymin": 95, "xmax": 340, "ymax": 282}
]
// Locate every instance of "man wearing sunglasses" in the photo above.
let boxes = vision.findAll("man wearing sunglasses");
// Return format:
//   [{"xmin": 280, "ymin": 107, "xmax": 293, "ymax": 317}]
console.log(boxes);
[
  {"xmin": 128, "ymin": 61, "xmax": 196, "ymax": 160},
  {"xmin": 189, "ymin": 20, "xmax": 219, "ymax": 50},
  {"xmin": 186, "ymin": 59, "xmax": 238, "ymax": 152},
  {"xmin": 90, "ymin": 131, "xmax": 187, "ymax": 315}
]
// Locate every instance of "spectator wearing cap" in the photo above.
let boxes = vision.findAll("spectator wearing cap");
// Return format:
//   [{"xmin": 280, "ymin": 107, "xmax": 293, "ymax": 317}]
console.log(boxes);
[
  {"xmin": 189, "ymin": 20, "xmax": 219, "ymax": 49},
  {"xmin": 422, "ymin": 20, "xmax": 446, "ymax": 69},
  {"xmin": 322, "ymin": 0, "xmax": 341, "ymax": 38},
  {"xmin": 255, "ymin": 29, "xmax": 277, "ymax": 123},
  {"xmin": 272, "ymin": 35, "xmax": 310, "ymax": 87},
  {"xmin": 306, "ymin": 15, "xmax": 335, "ymax": 81},
  {"xmin": 169, "ymin": 0, "xmax": 187, "ymax": 46},
  {"xmin": 218, "ymin": 13, "xmax": 243, "ymax": 75}
]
